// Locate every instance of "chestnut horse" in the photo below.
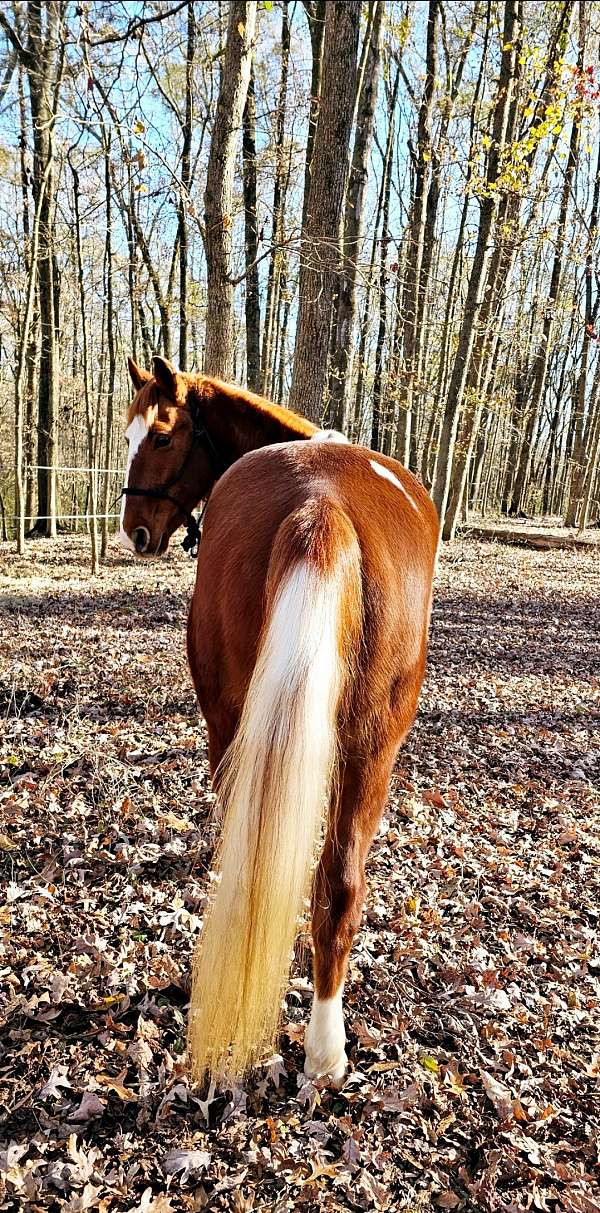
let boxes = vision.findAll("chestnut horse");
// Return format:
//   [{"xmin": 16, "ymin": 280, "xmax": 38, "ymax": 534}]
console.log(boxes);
[{"xmin": 120, "ymin": 355, "xmax": 438, "ymax": 1084}]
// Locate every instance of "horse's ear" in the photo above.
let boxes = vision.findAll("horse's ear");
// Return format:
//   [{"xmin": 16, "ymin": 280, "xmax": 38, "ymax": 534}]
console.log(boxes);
[
  {"xmin": 152, "ymin": 355, "xmax": 179, "ymax": 400},
  {"xmin": 128, "ymin": 356, "xmax": 151, "ymax": 392}
]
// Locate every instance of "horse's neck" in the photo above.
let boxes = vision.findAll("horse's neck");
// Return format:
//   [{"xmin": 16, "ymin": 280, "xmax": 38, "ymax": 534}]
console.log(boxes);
[{"xmin": 196, "ymin": 379, "xmax": 316, "ymax": 462}]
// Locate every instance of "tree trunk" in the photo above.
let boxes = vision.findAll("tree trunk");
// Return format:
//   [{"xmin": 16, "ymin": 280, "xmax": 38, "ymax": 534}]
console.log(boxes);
[
  {"xmin": 469, "ymin": 408, "xmax": 492, "ymax": 512},
  {"xmin": 242, "ymin": 66, "xmax": 261, "ymax": 390},
  {"xmin": 17, "ymin": 58, "xmax": 37, "ymax": 532},
  {"xmin": 178, "ymin": 0, "xmax": 195, "ymax": 370},
  {"xmin": 13, "ymin": 151, "xmax": 51, "ymax": 552},
  {"xmin": 432, "ymin": 0, "xmax": 519, "ymax": 532},
  {"xmin": 371, "ymin": 65, "xmax": 400, "ymax": 451},
  {"xmin": 397, "ymin": 0, "xmax": 439, "ymax": 466},
  {"xmin": 5, "ymin": 1, "xmax": 66, "ymax": 537},
  {"xmin": 443, "ymin": 329, "xmax": 502, "ymax": 538},
  {"xmin": 413, "ymin": 3, "xmax": 480, "ymax": 465},
  {"xmin": 578, "ymin": 356, "xmax": 600, "ymax": 531},
  {"xmin": 509, "ymin": 12, "xmax": 583, "ymax": 516},
  {"xmin": 71, "ymin": 161, "xmax": 99, "ymax": 574},
  {"xmin": 327, "ymin": 1, "xmax": 383, "ymax": 429},
  {"xmin": 289, "ymin": 1, "xmax": 360, "ymax": 424},
  {"xmin": 203, "ymin": 1, "xmax": 257, "ymax": 378},
  {"xmin": 261, "ymin": 6, "xmax": 290, "ymax": 396},
  {"xmin": 441, "ymin": 28, "xmax": 531, "ymax": 541},
  {"xmin": 423, "ymin": 1, "xmax": 491, "ymax": 485},
  {"xmin": 300, "ymin": 0, "xmax": 327, "ymax": 235},
  {"xmin": 565, "ymin": 131, "xmax": 600, "ymax": 525},
  {"xmin": 93, "ymin": 75, "xmax": 174, "ymax": 359},
  {"xmin": 101, "ymin": 135, "xmax": 117, "ymax": 558}
]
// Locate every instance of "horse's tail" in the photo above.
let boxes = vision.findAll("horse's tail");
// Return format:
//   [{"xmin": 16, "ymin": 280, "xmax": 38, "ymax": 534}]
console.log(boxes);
[{"xmin": 188, "ymin": 497, "xmax": 362, "ymax": 1082}]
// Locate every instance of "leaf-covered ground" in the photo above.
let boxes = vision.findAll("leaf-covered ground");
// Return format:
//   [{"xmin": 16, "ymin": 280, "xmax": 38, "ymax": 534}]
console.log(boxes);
[{"xmin": 1, "ymin": 536, "xmax": 598, "ymax": 1213}]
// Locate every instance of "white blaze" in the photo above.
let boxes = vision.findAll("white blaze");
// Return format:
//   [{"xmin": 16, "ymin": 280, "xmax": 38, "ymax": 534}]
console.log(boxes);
[
  {"xmin": 369, "ymin": 458, "xmax": 419, "ymax": 512},
  {"xmin": 119, "ymin": 414, "xmax": 149, "ymax": 550}
]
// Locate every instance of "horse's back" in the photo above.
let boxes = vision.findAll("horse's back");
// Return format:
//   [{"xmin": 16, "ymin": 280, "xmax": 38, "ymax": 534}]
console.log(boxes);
[{"xmin": 187, "ymin": 441, "xmax": 438, "ymax": 732}]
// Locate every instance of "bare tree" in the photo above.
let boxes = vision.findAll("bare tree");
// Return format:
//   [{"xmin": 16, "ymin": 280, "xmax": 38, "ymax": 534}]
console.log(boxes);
[
  {"xmin": 289, "ymin": 1, "xmax": 360, "ymax": 424},
  {"xmin": 327, "ymin": 1, "xmax": 383, "ymax": 431},
  {"xmin": 432, "ymin": 0, "xmax": 519, "ymax": 530},
  {"xmin": 1, "ymin": 2, "xmax": 65, "ymax": 536},
  {"xmin": 203, "ymin": 1, "xmax": 257, "ymax": 378},
  {"xmin": 371, "ymin": 63, "xmax": 400, "ymax": 452},
  {"xmin": 179, "ymin": 1, "xmax": 196, "ymax": 370},
  {"xmin": 300, "ymin": 1, "xmax": 327, "ymax": 235},
  {"xmin": 565, "ymin": 131, "xmax": 600, "ymax": 525},
  {"xmin": 261, "ymin": 3, "xmax": 290, "ymax": 397},
  {"xmin": 242, "ymin": 66, "xmax": 261, "ymax": 390},
  {"xmin": 396, "ymin": 0, "xmax": 439, "ymax": 467}
]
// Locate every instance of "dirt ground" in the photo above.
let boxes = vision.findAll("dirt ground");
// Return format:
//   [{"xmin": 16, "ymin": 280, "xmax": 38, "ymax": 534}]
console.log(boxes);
[{"xmin": 1, "ymin": 535, "xmax": 598, "ymax": 1212}]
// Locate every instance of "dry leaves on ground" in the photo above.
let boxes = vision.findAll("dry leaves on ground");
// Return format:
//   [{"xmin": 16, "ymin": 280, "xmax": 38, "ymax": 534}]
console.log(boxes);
[{"xmin": 0, "ymin": 536, "xmax": 598, "ymax": 1212}]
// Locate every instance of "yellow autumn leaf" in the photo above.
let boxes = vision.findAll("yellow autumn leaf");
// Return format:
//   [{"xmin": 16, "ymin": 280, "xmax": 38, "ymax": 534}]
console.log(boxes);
[
  {"xmin": 438, "ymin": 1112, "xmax": 456, "ymax": 1133},
  {"xmin": 304, "ymin": 1161, "xmax": 342, "ymax": 1183},
  {"xmin": 96, "ymin": 1073, "xmax": 138, "ymax": 1102},
  {"xmin": 420, "ymin": 1054, "xmax": 439, "ymax": 1073},
  {"xmin": 238, "ymin": 21, "xmax": 245, "ymax": 36},
  {"xmin": 160, "ymin": 811, "xmax": 193, "ymax": 832}
]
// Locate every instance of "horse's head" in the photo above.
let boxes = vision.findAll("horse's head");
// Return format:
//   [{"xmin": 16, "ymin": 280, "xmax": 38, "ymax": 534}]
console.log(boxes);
[{"xmin": 119, "ymin": 355, "xmax": 216, "ymax": 556}]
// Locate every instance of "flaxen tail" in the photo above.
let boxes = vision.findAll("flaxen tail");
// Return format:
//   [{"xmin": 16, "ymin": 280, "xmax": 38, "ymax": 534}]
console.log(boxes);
[{"xmin": 188, "ymin": 498, "xmax": 361, "ymax": 1082}]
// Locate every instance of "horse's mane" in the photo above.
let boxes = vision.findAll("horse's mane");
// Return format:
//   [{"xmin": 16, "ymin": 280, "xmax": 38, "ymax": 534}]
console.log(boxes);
[{"xmin": 127, "ymin": 373, "xmax": 316, "ymax": 439}]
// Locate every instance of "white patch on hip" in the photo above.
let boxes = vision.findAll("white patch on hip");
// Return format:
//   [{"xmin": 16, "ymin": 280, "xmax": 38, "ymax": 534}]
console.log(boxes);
[
  {"xmin": 311, "ymin": 429, "xmax": 350, "ymax": 444},
  {"xmin": 369, "ymin": 458, "xmax": 419, "ymax": 512},
  {"xmin": 119, "ymin": 414, "xmax": 149, "ymax": 547},
  {"xmin": 304, "ymin": 989, "xmax": 347, "ymax": 1084}
]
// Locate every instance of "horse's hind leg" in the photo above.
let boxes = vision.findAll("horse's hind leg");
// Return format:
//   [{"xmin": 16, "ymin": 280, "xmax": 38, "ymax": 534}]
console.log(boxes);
[
  {"xmin": 304, "ymin": 745, "xmax": 397, "ymax": 1083},
  {"xmin": 205, "ymin": 710, "xmax": 237, "ymax": 778}
]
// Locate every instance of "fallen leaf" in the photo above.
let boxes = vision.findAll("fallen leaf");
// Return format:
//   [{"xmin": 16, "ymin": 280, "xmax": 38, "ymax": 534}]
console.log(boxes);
[
  {"xmin": 481, "ymin": 1071, "xmax": 513, "ymax": 1120},
  {"xmin": 163, "ymin": 1148, "xmax": 211, "ymax": 1179},
  {"xmin": 69, "ymin": 1091, "xmax": 106, "ymax": 1122}
]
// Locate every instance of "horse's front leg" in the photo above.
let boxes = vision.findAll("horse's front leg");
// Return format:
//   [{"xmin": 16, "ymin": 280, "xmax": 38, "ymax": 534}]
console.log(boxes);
[{"xmin": 304, "ymin": 748, "xmax": 396, "ymax": 1084}]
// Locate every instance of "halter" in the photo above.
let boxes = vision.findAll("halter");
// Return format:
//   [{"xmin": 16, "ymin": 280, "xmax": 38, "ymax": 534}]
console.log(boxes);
[{"xmin": 117, "ymin": 401, "xmax": 228, "ymax": 558}]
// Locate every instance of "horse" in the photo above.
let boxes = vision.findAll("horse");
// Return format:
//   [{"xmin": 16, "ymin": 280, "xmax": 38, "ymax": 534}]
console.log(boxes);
[{"xmin": 120, "ymin": 354, "xmax": 439, "ymax": 1085}]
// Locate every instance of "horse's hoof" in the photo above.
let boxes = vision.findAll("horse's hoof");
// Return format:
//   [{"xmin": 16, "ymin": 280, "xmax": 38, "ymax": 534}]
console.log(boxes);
[{"xmin": 303, "ymin": 1048, "xmax": 348, "ymax": 1086}]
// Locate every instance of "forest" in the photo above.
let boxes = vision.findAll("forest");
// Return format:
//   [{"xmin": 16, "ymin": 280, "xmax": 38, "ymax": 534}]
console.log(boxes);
[{"xmin": 0, "ymin": 0, "xmax": 599, "ymax": 561}]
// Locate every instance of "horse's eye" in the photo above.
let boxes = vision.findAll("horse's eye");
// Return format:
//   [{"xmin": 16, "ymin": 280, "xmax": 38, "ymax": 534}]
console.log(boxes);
[{"xmin": 154, "ymin": 433, "xmax": 172, "ymax": 449}]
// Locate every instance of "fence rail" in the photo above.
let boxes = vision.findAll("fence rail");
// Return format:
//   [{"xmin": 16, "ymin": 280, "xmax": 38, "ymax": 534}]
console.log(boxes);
[
  {"xmin": 1, "ymin": 464, "xmax": 126, "ymax": 541},
  {"xmin": 29, "ymin": 465, "xmax": 126, "ymax": 475}
]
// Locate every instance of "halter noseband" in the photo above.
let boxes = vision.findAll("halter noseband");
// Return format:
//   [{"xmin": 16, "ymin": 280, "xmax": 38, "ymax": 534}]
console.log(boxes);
[{"xmin": 118, "ymin": 402, "xmax": 228, "ymax": 558}]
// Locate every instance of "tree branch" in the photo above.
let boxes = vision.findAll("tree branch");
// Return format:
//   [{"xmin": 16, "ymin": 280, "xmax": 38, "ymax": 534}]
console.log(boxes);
[
  {"xmin": 0, "ymin": 12, "xmax": 32, "ymax": 67},
  {"xmin": 84, "ymin": 1, "xmax": 188, "ymax": 48}
]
